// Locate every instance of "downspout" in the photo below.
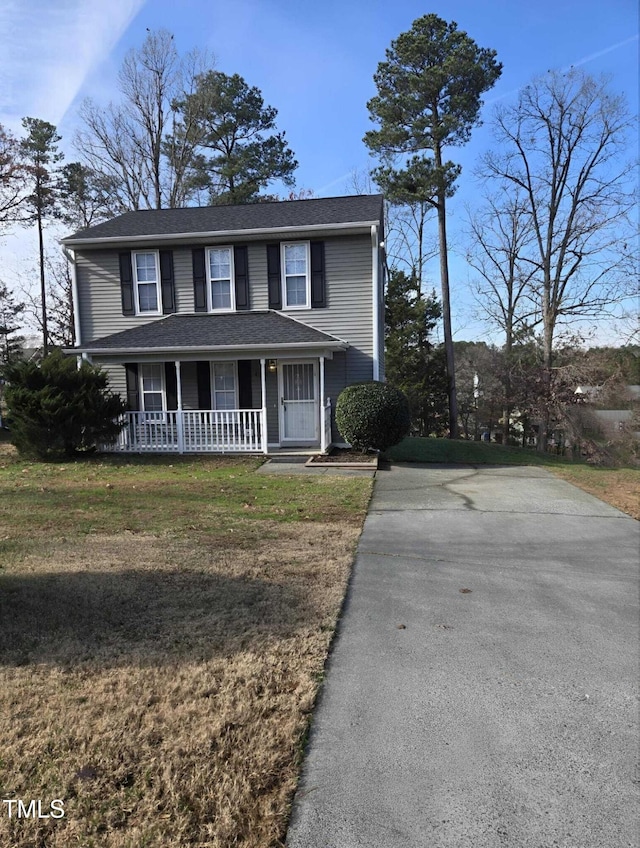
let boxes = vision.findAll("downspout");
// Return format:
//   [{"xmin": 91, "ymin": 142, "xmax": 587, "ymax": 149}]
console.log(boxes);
[
  {"xmin": 371, "ymin": 225, "xmax": 380, "ymax": 381},
  {"xmin": 62, "ymin": 247, "xmax": 82, "ymax": 349}
]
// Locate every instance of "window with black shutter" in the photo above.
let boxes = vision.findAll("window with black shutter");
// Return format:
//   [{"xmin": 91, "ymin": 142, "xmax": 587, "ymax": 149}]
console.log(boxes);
[
  {"xmin": 192, "ymin": 248, "xmax": 207, "ymax": 312},
  {"xmin": 120, "ymin": 253, "xmax": 135, "ymax": 316},
  {"xmin": 159, "ymin": 250, "xmax": 176, "ymax": 314}
]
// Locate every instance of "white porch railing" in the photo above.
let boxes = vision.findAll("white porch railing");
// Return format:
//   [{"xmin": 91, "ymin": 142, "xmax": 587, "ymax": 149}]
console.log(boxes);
[{"xmin": 106, "ymin": 410, "xmax": 265, "ymax": 454}]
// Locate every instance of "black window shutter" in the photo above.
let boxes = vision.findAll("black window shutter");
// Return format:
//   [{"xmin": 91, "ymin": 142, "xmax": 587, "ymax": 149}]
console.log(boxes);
[
  {"xmin": 234, "ymin": 245, "xmax": 250, "ymax": 310},
  {"xmin": 119, "ymin": 252, "xmax": 135, "ymax": 315},
  {"xmin": 159, "ymin": 250, "xmax": 176, "ymax": 314},
  {"xmin": 237, "ymin": 360, "xmax": 253, "ymax": 408},
  {"xmin": 125, "ymin": 363, "xmax": 139, "ymax": 410},
  {"xmin": 310, "ymin": 241, "xmax": 326, "ymax": 308},
  {"xmin": 267, "ymin": 244, "xmax": 282, "ymax": 309},
  {"xmin": 192, "ymin": 248, "xmax": 207, "ymax": 312},
  {"xmin": 165, "ymin": 362, "xmax": 178, "ymax": 410},
  {"xmin": 196, "ymin": 361, "xmax": 212, "ymax": 409}
]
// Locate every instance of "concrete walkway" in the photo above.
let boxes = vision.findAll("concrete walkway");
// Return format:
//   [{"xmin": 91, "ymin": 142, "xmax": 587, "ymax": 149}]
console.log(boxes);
[
  {"xmin": 257, "ymin": 456, "xmax": 376, "ymax": 477},
  {"xmin": 286, "ymin": 464, "xmax": 640, "ymax": 848}
]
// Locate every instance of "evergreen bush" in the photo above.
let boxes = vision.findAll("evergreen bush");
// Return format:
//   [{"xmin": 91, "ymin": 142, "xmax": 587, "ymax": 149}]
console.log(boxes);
[
  {"xmin": 335, "ymin": 382, "xmax": 410, "ymax": 452},
  {"xmin": 4, "ymin": 350, "xmax": 126, "ymax": 459}
]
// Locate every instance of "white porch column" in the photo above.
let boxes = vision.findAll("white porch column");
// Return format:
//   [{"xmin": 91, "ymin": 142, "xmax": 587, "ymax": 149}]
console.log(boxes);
[
  {"xmin": 319, "ymin": 355, "xmax": 326, "ymax": 453},
  {"xmin": 259, "ymin": 358, "xmax": 268, "ymax": 454},
  {"xmin": 175, "ymin": 360, "xmax": 184, "ymax": 454}
]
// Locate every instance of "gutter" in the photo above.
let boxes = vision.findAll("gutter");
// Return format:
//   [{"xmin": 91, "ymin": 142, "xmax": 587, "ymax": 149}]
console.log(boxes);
[{"xmin": 61, "ymin": 220, "xmax": 381, "ymax": 248}]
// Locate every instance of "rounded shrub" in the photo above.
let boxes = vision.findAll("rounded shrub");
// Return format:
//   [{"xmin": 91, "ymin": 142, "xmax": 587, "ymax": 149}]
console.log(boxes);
[{"xmin": 335, "ymin": 381, "xmax": 410, "ymax": 452}]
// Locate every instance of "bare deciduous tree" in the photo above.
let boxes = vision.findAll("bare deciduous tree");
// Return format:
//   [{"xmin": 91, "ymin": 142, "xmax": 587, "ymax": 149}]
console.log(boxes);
[
  {"xmin": 0, "ymin": 125, "xmax": 26, "ymax": 232},
  {"xmin": 18, "ymin": 251, "xmax": 75, "ymax": 349},
  {"xmin": 75, "ymin": 30, "xmax": 213, "ymax": 211},
  {"xmin": 466, "ymin": 191, "xmax": 539, "ymax": 431},
  {"xmin": 480, "ymin": 69, "xmax": 636, "ymax": 448},
  {"xmin": 350, "ymin": 167, "xmax": 438, "ymax": 286}
]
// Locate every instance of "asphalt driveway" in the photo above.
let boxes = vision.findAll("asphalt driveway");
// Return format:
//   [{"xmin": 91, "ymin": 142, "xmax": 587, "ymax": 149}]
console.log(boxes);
[{"xmin": 286, "ymin": 464, "xmax": 640, "ymax": 848}]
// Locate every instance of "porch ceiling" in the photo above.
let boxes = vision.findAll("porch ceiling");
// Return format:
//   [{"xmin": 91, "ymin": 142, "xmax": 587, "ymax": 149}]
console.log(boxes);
[{"xmin": 68, "ymin": 311, "xmax": 348, "ymax": 357}]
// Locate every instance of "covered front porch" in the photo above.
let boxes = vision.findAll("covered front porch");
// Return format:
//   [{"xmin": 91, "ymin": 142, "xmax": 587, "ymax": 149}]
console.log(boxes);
[
  {"xmin": 103, "ymin": 355, "xmax": 335, "ymax": 455},
  {"xmin": 72, "ymin": 312, "xmax": 346, "ymax": 455}
]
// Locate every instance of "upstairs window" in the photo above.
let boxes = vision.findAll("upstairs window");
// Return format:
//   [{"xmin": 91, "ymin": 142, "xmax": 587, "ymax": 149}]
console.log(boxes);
[
  {"xmin": 207, "ymin": 247, "xmax": 234, "ymax": 311},
  {"xmin": 282, "ymin": 242, "xmax": 310, "ymax": 308},
  {"xmin": 133, "ymin": 252, "xmax": 160, "ymax": 314}
]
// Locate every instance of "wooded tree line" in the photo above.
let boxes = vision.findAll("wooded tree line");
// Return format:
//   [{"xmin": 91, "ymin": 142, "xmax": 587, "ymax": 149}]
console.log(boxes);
[{"xmin": 1, "ymin": 19, "xmax": 636, "ymax": 452}]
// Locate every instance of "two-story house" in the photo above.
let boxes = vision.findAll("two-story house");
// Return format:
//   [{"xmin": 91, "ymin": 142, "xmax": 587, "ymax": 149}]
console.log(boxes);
[{"xmin": 62, "ymin": 194, "xmax": 385, "ymax": 454}]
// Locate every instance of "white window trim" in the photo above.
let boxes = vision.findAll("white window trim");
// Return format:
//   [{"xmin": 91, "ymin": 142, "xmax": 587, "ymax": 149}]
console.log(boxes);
[
  {"xmin": 139, "ymin": 362, "xmax": 166, "ymax": 412},
  {"xmin": 281, "ymin": 241, "xmax": 311, "ymax": 310},
  {"xmin": 211, "ymin": 360, "xmax": 238, "ymax": 410},
  {"xmin": 132, "ymin": 250, "xmax": 162, "ymax": 316},
  {"xmin": 206, "ymin": 246, "xmax": 236, "ymax": 313}
]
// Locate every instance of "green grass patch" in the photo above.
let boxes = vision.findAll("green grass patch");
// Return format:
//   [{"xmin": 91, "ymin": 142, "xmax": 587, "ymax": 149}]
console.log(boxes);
[{"xmin": 0, "ymin": 453, "xmax": 371, "ymax": 544}]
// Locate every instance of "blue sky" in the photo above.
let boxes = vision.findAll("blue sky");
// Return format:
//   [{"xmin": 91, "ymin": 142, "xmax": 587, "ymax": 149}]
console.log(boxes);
[{"xmin": 0, "ymin": 0, "xmax": 637, "ymax": 342}]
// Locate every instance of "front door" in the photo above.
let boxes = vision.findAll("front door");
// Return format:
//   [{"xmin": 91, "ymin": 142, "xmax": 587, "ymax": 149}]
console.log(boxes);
[{"xmin": 279, "ymin": 361, "xmax": 318, "ymax": 444}]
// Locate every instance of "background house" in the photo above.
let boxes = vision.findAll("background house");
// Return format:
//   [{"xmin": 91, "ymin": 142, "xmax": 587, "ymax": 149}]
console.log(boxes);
[{"xmin": 62, "ymin": 194, "xmax": 385, "ymax": 454}]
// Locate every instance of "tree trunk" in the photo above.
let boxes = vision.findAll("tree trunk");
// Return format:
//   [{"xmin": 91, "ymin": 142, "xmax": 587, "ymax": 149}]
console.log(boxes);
[
  {"xmin": 502, "ymin": 329, "xmax": 512, "ymax": 445},
  {"xmin": 37, "ymin": 205, "xmax": 48, "ymax": 356},
  {"xmin": 537, "ymin": 312, "xmax": 554, "ymax": 452},
  {"xmin": 434, "ymin": 147, "xmax": 458, "ymax": 438}
]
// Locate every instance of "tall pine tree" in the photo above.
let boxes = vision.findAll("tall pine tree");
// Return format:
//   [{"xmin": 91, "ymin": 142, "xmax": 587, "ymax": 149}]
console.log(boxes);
[
  {"xmin": 20, "ymin": 118, "xmax": 63, "ymax": 354},
  {"xmin": 365, "ymin": 14, "xmax": 501, "ymax": 436}
]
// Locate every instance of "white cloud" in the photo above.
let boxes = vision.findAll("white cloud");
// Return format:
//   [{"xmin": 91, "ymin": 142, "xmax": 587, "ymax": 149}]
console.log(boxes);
[{"xmin": 0, "ymin": 0, "xmax": 146, "ymax": 132}]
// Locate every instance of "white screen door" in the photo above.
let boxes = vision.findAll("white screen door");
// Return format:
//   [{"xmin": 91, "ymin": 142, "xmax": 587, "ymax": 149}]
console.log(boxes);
[{"xmin": 281, "ymin": 362, "xmax": 318, "ymax": 442}]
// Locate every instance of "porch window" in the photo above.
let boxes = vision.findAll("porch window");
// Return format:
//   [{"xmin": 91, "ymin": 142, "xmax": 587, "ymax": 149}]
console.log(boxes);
[
  {"xmin": 140, "ymin": 363, "xmax": 164, "ymax": 411},
  {"xmin": 133, "ymin": 252, "xmax": 160, "ymax": 313},
  {"xmin": 282, "ymin": 242, "xmax": 310, "ymax": 308},
  {"xmin": 207, "ymin": 247, "xmax": 234, "ymax": 311},
  {"xmin": 212, "ymin": 362, "xmax": 236, "ymax": 410}
]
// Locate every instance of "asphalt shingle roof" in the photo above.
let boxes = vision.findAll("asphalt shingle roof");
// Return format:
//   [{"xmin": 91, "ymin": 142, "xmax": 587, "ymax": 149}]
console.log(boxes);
[
  {"xmin": 79, "ymin": 312, "xmax": 346, "ymax": 351},
  {"xmin": 63, "ymin": 194, "xmax": 384, "ymax": 242}
]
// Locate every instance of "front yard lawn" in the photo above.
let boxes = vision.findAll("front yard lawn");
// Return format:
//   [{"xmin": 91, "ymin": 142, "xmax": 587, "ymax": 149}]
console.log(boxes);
[{"xmin": 0, "ymin": 450, "xmax": 372, "ymax": 847}]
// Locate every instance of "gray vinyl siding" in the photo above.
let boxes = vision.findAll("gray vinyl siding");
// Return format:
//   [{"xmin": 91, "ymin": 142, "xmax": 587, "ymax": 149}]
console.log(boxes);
[
  {"xmin": 75, "ymin": 237, "xmax": 377, "ymax": 379},
  {"xmin": 75, "ymin": 249, "xmax": 192, "ymax": 343},
  {"xmin": 76, "ymin": 244, "xmax": 270, "ymax": 341},
  {"xmin": 247, "ymin": 243, "xmax": 268, "ymax": 311},
  {"xmin": 95, "ymin": 359, "xmax": 127, "ymax": 400},
  {"xmin": 279, "ymin": 235, "xmax": 375, "ymax": 383}
]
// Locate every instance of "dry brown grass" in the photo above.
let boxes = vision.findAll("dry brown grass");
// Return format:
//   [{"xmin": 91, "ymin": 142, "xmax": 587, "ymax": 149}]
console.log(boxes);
[
  {"xmin": 0, "ymin": 451, "xmax": 371, "ymax": 847},
  {"xmin": 548, "ymin": 464, "xmax": 640, "ymax": 520}
]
